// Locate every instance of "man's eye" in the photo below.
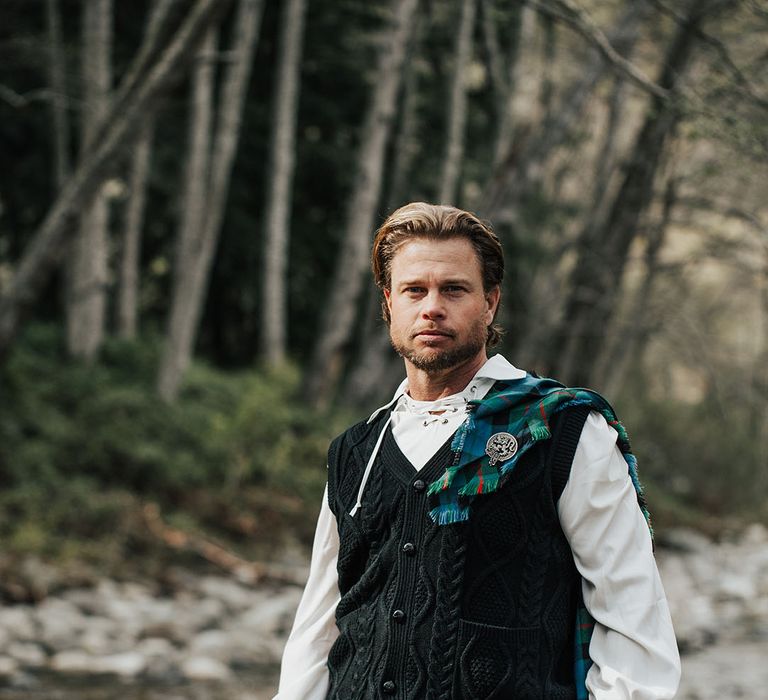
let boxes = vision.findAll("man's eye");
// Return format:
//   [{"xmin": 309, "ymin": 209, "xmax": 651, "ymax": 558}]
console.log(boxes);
[
  {"xmin": 444, "ymin": 286, "xmax": 465, "ymax": 293},
  {"xmin": 405, "ymin": 287, "xmax": 425, "ymax": 294}
]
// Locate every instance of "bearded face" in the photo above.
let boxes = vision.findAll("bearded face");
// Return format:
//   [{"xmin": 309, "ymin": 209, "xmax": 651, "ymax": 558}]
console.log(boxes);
[{"xmin": 384, "ymin": 238, "xmax": 499, "ymax": 375}]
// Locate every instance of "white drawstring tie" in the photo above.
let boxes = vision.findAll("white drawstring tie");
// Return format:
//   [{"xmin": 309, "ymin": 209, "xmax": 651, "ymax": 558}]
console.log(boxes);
[
  {"xmin": 350, "ymin": 414, "xmax": 393, "ymax": 517},
  {"xmin": 349, "ymin": 385, "xmax": 477, "ymax": 517}
]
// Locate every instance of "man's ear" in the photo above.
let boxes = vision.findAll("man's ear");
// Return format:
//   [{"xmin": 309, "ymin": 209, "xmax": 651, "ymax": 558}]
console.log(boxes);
[
  {"xmin": 485, "ymin": 285, "xmax": 500, "ymax": 322},
  {"xmin": 383, "ymin": 287, "xmax": 392, "ymax": 313}
]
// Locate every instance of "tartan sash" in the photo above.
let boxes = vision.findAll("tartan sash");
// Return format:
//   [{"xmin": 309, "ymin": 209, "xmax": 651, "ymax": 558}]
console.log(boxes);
[
  {"xmin": 426, "ymin": 374, "xmax": 651, "ymax": 532},
  {"xmin": 425, "ymin": 373, "xmax": 653, "ymax": 698}
]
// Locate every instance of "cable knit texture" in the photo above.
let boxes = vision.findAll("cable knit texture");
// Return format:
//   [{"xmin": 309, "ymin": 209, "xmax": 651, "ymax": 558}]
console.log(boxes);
[{"xmin": 326, "ymin": 405, "xmax": 588, "ymax": 699}]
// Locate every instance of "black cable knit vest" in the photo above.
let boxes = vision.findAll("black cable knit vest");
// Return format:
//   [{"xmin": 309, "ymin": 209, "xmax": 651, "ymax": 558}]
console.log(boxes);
[{"xmin": 326, "ymin": 404, "xmax": 590, "ymax": 700}]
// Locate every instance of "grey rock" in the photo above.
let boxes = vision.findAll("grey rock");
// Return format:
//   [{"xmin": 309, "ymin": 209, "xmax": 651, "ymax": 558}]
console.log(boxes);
[
  {"xmin": 188, "ymin": 629, "xmax": 233, "ymax": 660},
  {"xmin": 176, "ymin": 595, "xmax": 227, "ymax": 633},
  {"xmin": 715, "ymin": 573, "xmax": 756, "ymax": 602},
  {"xmin": 35, "ymin": 598, "xmax": 87, "ymax": 651},
  {"xmin": 0, "ymin": 607, "xmax": 36, "ymax": 641},
  {"xmin": 134, "ymin": 637, "xmax": 177, "ymax": 658},
  {"xmin": 197, "ymin": 576, "xmax": 257, "ymax": 612},
  {"xmin": 180, "ymin": 655, "xmax": 232, "ymax": 681},
  {"xmin": 222, "ymin": 626, "xmax": 284, "ymax": 666},
  {"xmin": 95, "ymin": 651, "xmax": 147, "ymax": 677},
  {"xmin": 50, "ymin": 649, "xmax": 97, "ymax": 673},
  {"xmin": 239, "ymin": 589, "xmax": 302, "ymax": 636},
  {"xmin": 0, "ymin": 655, "xmax": 19, "ymax": 677},
  {"xmin": 660, "ymin": 528, "xmax": 713, "ymax": 554},
  {"xmin": 6, "ymin": 642, "xmax": 46, "ymax": 667}
]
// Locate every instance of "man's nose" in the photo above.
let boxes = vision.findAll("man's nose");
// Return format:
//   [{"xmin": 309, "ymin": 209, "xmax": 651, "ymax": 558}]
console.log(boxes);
[{"xmin": 421, "ymin": 291, "xmax": 446, "ymax": 319}]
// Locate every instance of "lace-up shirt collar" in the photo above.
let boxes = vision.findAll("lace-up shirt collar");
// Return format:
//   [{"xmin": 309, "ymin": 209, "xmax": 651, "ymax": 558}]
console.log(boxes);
[
  {"xmin": 367, "ymin": 354, "xmax": 527, "ymax": 425},
  {"xmin": 365, "ymin": 355, "xmax": 526, "ymax": 471}
]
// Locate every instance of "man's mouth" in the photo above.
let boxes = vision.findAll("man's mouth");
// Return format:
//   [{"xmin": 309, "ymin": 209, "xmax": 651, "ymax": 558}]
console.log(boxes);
[{"xmin": 413, "ymin": 329, "xmax": 454, "ymax": 339}]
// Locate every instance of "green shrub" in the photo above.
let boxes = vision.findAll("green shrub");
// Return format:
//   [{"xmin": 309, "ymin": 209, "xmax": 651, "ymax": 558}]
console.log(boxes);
[{"xmin": 0, "ymin": 325, "xmax": 351, "ymax": 561}]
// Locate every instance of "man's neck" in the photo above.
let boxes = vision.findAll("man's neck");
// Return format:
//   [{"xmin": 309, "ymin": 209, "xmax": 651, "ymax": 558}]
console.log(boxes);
[{"xmin": 405, "ymin": 353, "xmax": 488, "ymax": 401}]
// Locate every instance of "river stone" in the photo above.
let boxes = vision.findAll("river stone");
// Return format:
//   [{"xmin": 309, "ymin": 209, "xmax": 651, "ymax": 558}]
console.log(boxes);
[
  {"xmin": 222, "ymin": 626, "xmax": 284, "ymax": 666},
  {"xmin": 0, "ymin": 607, "xmax": 36, "ymax": 641},
  {"xmin": 659, "ymin": 556, "xmax": 718, "ymax": 650},
  {"xmin": 716, "ymin": 573, "xmax": 757, "ymax": 602},
  {"xmin": 660, "ymin": 528, "xmax": 712, "ymax": 554},
  {"xmin": 176, "ymin": 595, "xmax": 227, "ymax": 633},
  {"xmin": 35, "ymin": 599, "xmax": 86, "ymax": 651},
  {"xmin": 180, "ymin": 655, "xmax": 232, "ymax": 681},
  {"xmin": 50, "ymin": 650, "xmax": 97, "ymax": 673},
  {"xmin": 239, "ymin": 589, "xmax": 302, "ymax": 636},
  {"xmin": 134, "ymin": 637, "xmax": 180, "ymax": 680},
  {"xmin": 6, "ymin": 642, "xmax": 46, "ymax": 667},
  {"xmin": 196, "ymin": 577, "xmax": 256, "ymax": 612},
  {"xmin": 135, "ymin": 637, "xmax": 177, "ymax": 657},
  {"xmin": 0, "ymin": 656, "xmax": 19, "ymax": 677},
  {"xmin": 95, "ymin": 651, "xmax": 146, "ymax": 677},
  {"xmin": 79, "ymin": 616, "xmax": 136, "ymax": 656},
  {"xmin": 188, "ymin": 629, "xmax": 233, "ymax": 660},
  {"xmin": 739, "ymin": 523, "xmax": 768, "ymax": 546}
]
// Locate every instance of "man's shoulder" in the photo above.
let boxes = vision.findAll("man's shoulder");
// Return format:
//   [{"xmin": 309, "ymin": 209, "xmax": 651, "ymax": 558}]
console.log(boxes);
[
  {"xmin": 329, "ymin": 416, "xmax": 371, "ymax": 450},
  {"xmin": 328, "ymin": 411, "xmax": 389, "ymax": 465}
]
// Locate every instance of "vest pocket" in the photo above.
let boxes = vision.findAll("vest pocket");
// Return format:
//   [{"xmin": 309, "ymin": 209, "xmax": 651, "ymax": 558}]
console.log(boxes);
[
  {"xmin": 454, "ymin": 619, "xmax": 540, "ymax": 700},
  {"xmin": 328, "ymin": 604, "xmax": 377, "ymax": 699}
]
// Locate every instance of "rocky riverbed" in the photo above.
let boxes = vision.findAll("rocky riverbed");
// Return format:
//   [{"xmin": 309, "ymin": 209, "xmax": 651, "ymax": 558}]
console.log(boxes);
[{"xmin": 0, "ymin": 524, "xmax": 766, "ymax": 699}]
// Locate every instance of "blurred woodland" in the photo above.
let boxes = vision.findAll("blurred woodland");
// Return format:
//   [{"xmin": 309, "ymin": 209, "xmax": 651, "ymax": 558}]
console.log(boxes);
[{"xmin": 0, "ymin": 0, "xmax": 767, "ymax": 570}]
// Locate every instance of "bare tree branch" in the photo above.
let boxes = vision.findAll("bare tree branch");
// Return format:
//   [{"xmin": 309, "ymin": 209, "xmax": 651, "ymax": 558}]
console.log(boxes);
[
  {"xmin": 142, "ymin": 503, "xmax": 305, "ymax": 586},
  {"xmin": 0, "ymin": 85, "xmax": 59, "ymax": 108},
  {"xmin": 529, "ymin": 0, "xmax": 670, "ymax": 100},
  {"xmin": 0, "ymin": 0, "xmax": 230, "ymax": 360},
  {"xmin": 649, "ymin": 0, "xmax": 768, "ymax": 110}
]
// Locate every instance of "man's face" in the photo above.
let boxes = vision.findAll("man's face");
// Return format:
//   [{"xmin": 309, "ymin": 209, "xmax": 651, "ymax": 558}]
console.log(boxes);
[{"xmin": 384, "ymin": 237, "xmax": 500, "ymax": 373}]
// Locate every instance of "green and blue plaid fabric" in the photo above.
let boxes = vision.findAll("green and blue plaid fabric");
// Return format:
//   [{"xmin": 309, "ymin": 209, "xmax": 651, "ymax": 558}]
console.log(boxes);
[{"xmin": 425, "ymin": 373, "xmax": 652, "ymax": 698}]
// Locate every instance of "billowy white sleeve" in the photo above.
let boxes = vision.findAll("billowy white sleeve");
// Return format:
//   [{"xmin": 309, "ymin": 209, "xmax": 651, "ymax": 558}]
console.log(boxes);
[
  {"xmin": 274, "ymin": 484, "xmax": 340, "ymax": 700},
  {"xmin": 558, "ymin": 411, "xmax": 681, "ymax": 700}
]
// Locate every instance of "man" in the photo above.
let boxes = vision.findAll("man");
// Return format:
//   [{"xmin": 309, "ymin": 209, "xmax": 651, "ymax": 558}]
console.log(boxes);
[{"xmin": 276, "ymin": 203, "xmax": 680, "ymax": 699}]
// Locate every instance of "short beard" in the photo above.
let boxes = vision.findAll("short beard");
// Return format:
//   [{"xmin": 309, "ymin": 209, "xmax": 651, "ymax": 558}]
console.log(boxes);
[{"xmin": 390, "ymin": 328, "xmax": 487, "ymax": 374}]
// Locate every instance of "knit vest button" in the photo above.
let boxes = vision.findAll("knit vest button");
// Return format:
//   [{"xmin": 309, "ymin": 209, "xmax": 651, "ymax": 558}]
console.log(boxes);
[
  {"xmin": 402, "ymin": 542, "xmax": 416, "ymax": 555},
  {"xmin": 413, "ymin": 479, "xmax": 426, "ymax": 492},
  {"xmin": 392, "ymin": 609, "xmax": 406, "ymax": 622},
  {"xmin": 383, "ymin": 680, "xmax": 396, "ymax": 694}
]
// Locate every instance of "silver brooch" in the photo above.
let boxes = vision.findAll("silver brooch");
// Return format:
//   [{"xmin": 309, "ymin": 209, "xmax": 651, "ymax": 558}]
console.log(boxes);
[{"xmin": 485, "ymin": 432, "xmax": 518, "ymax": 466}]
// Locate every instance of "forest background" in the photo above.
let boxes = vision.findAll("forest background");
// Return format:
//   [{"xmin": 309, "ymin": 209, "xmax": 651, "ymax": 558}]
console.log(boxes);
[{"xmin": 0, "ymin": 0, "xmax": 766, "ymax": 580}]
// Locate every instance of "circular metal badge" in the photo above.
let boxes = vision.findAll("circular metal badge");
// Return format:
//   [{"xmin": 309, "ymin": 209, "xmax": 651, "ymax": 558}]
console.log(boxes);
[{"xmin": 485, "ymin": 432, "xmax": 518, "ymax": 466}]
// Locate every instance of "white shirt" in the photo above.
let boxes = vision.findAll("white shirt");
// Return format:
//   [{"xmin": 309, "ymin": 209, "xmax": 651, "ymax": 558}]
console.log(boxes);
[{"xmin": 276, "ymin": 355, "xmax": 681, "ymax": 699}]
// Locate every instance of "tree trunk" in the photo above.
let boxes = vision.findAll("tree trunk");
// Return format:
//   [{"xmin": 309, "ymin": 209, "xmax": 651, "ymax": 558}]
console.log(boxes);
[
  {"xmin": 480, "ymin": 0, "xmax": 523, "ymax": 172},
  {"xmin": 158, "ymin": 28, "xmax": 217, "ymax": 400},
  {"xmin": 538, "ymin": 12, "xmax": 556, "ymax": 120},
  {"xmin": 46, "ymin": 0, "xmax": 70, "ymax": 190},
  {"xmin": 116, "ymin": 1, "xmax": 175, "ymax": 340},
  {"xmin": 548, "ymin": 0, "xmax": 708, "ymax": 385},
  {"xmin": 158, "ymin": 0, "xmax": 263, "ymax": 401},
  {"xmin": 260, "ymin": 0, "xmax": 307, "ymax": 366},
  {"xmin": 307, "ymin": 0, "xmax": 420, "ymax": 407},
  {"xmin": 482, "ymin": 1, "xmax": 650, "ymax": 366},
  {"xmin": 66, "ymin": 0, "xmax": 112, "ymax": 362},
  {"xmin": 596, "ymin": 177, "xmax": 677, "ymax": 396},
  {"xmin": 481, "ymin": 0, "xmax": 644, "ymax": 222},
  {"xmin": 438, "ymin": 0, "xmax": 477, "ymax": 205},
  {"xmin": 0, "ymin": 0, "xmax": 229, "ymax": 363},
  {"xmin": 756, "ymin": 234, "xmax": 768, "ymax": 498},
  {"xmin": 385, "ymin": 12, "xmax": 423, "ymax": 211},
  {"xmin": 117, "ymin": 120, "xmax": 153, "ymax": 339},
  {"xmin": 343, "ymin": 14, "xmax": 426, "ymax": 408}
]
